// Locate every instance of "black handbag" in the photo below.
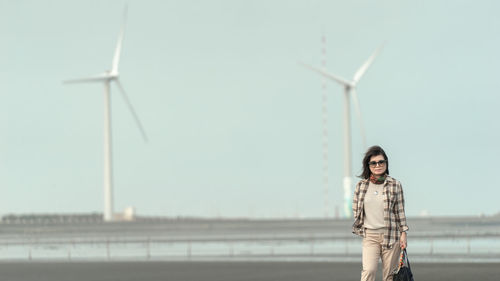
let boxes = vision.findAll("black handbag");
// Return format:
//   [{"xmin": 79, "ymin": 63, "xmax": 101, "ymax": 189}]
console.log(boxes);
[{"xmin": 392, "ymin": 249, "xmax": 414, "ymax": 281}]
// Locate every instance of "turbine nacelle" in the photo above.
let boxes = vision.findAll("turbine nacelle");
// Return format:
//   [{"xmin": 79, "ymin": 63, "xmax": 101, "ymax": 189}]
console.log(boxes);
[
  {"xmin": 344, "ymin": 84, "xmax": 355, "ymax": 91},
  {"xmin": 107, "ymin": 70, "xmax": 119, "ymax": 79}
]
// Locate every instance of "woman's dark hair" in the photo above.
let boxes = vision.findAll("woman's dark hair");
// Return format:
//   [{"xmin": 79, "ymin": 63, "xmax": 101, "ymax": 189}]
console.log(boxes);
[{"xmin": 359, "ymin": 145, "xmax": 389, "ymax": 179}]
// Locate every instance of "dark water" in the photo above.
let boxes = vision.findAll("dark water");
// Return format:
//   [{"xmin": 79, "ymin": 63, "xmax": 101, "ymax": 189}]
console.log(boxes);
[{"xmin": 0, "ymin": 261, "xmax": 497, "ymax": 281}]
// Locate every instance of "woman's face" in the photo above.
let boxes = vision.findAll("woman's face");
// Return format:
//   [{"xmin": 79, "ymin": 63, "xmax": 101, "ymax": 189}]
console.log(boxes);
[{"xmin": 369, "ymin": 154, "xmax": 387, "ymax": 177}]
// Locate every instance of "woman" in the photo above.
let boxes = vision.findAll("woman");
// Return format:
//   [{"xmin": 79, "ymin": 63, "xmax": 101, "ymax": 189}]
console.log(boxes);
[{"xmin": 352, "ymin": 145, "xmax": 408, "ymax": 281}]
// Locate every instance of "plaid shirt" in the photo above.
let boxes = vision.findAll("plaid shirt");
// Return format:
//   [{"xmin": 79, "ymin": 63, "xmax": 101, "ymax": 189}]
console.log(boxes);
[{"xmin": 352, "ymin": 175, "xmax": 409, "ymax": 249}]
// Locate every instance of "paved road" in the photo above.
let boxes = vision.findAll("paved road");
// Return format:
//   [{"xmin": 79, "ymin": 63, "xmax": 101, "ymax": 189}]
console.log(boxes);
[{"xmin": 0, "ymin": 261, "xmax": 497, "ymax": 281}]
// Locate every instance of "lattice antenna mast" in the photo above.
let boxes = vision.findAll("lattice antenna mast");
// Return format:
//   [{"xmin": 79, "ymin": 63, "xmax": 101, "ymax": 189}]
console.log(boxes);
[{"xmin": 321, "ymin": 31, "xmax": 330, "ymax": 218}]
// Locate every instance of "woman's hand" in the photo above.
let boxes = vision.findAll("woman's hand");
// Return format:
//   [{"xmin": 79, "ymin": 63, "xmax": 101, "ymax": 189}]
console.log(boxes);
[{"xmin": 400, "ymin": 232, "xmax": 407, "ymax": 249}]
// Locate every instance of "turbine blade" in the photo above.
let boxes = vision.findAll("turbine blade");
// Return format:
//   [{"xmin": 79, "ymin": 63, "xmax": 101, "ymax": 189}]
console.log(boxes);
[
  {"xmin": 63, "ymin": 73, "xmax": 112, "ymax": 84},
  {"xmin": 351, "ymin": 88, "xmax": 367, "ymax": 149},
  {"xmin": 114, "ymin": 79, "xmax": 149, "ymax": 142},
  {"xmin": 111, "ymin": 5, "xmax": 127, "ymax": 74},
  {"xmin": 352, "ymin": 43, "xmax": 385, "ymax": 85},
  {"xmin": 299, "ymin": 62, "xmax": 353, "ymax": 87}
]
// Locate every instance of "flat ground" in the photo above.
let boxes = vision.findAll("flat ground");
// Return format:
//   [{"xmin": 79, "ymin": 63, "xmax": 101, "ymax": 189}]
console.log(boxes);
[{"xmin": 0, "ymin": 261, "xmax": 496, "ymax": 281}]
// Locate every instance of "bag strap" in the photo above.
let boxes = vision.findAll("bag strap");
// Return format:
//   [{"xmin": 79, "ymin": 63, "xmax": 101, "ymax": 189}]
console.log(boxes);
[
  {"xmin": 397, "ymin": 249, "xmax": 405, "ymax": 270},
  {"xmin": 403, "ymin": 249, "xmax": 412, "ymax": 271}
]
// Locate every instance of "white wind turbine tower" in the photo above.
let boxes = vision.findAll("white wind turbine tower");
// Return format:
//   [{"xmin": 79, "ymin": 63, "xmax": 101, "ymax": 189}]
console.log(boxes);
[
  {"xmin": 64, "ymin": 7, "xmax": 148, "ymax": 222},
  {"xmin": 301, "ymin": 44, "xmax": 383, "ymax": 219}
]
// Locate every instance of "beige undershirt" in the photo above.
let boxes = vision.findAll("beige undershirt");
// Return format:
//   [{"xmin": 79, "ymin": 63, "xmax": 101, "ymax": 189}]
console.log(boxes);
[{"xmin": 363, "ymin": 182, "xmax": 385, "ymax": 232}]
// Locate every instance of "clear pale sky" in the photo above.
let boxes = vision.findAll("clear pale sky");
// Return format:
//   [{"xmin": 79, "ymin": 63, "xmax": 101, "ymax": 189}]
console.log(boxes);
[{"xmin": 1, "ymin": 0, "xmax": 499, "ymax": 218}]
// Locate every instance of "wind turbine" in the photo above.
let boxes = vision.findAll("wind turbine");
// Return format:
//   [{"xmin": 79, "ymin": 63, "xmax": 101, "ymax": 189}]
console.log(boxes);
[
  {"xmin": 301, "ymin": 44, "xmax": 384, "ymax": 219},
  {"xmin": 64, "ymin": 7, "xmax": 148, "ymax": 222}
]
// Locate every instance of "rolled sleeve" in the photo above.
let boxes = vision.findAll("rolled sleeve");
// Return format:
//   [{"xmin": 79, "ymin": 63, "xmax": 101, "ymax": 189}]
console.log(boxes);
[
  {"xmin": 352, "ymin": 182, "xmax": 361, "ymax": 219},
  {"xmin": 394, "ymin": 181, "xmax": 409, "ymax": 232}
]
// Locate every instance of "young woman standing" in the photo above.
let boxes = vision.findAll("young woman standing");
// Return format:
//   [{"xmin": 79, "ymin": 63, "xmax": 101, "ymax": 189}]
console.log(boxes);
[{"xmin": 352, "ymin": 145, "xmax": 408, "ymax": 281}]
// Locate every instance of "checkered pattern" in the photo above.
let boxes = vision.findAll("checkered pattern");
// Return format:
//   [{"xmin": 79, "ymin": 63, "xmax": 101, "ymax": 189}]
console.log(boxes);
[{"xmin": 352, "ymin": 176, "xmax": 409, "ymax": 249}]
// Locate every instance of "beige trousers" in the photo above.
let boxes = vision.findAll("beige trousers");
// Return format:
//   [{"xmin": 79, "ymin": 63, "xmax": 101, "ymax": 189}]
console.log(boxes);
[{"xmin": 361, "ymin": 232, "xmax": 401, "ymax": 281}]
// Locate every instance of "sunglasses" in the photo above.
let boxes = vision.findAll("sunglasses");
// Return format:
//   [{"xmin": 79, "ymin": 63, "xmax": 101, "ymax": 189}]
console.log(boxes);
[{"xmin": 369, "ymin": 160, "xmax": 387, "ymax": 167}]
